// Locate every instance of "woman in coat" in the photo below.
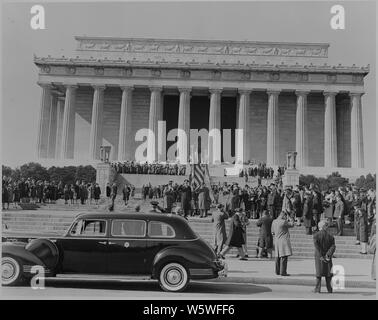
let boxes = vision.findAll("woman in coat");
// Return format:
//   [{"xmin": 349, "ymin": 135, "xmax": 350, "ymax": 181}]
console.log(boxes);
[
  {"xmin": 354, "ymin": 202, "xmax": 369, "ymax": 254},
  {"xmin": 272, "ymin": 211, "xmax": 295, "ymax": 276},
  {"xmin": 302, "ymin": 192, "xmax": 314, "ymax": 235},
  {"xmin": 368, "ymin": 218, "xmax": 376, "ymax": 280},
  {"xmin": 219, "ymin": 210, "xmax": 247, "ymax": 260},
  {"xmin": 94, "ymin": 183, "xmax": 101, "ymax": 204}
]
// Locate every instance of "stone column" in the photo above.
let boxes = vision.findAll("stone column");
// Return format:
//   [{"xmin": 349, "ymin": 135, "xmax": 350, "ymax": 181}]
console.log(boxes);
[
  {"xmin": 117, "ymin": 86, "xmax": 134, "ymax": 161},
  {"xmin": 178, "ymin": 87, "xmax": 191, "ymax": 164},
  {"xmin": 36, "ymin": 83, "xmax": 53, "ymax": 158},
  {"xmin": 47, "ymin": 94, "xmax": 58, "ymax": 158},
  {"xmin": 267, "ymin": 90, "xmax": 280, "ymax": 166},
  {"xmin": 350, "ymin": 92, "xmax": 364, "ymax": 168},
  {"xmin": 60, "ymin": 85, "xmax": 78, "ymax": 159},
  {"xmin": 55, "ymin": 97, "xmax": 65, "ymax": 159},
  {"xmin": 324, "ymin": 91, "xmax": 338, "ymax": 167},
  {"xmin": 147, "ymin": 86, "xmax": 163, "ymax": 162},
  {"xmin": 89, "ymin": 85, "xmax": 105, "ymax": 160},
  {"xmin": 295, "ymin": 90, "xmax": 309, "ymax": 168},
  {"xmin": 208, "ymin": 88, "xmax": 222, "ymax": 164},
  {"xmin": 236, "ymin": 89, "xmax": 251, "ymax": 164}
]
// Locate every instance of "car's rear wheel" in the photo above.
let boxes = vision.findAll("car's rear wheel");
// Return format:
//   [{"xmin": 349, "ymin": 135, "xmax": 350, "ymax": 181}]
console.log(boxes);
[
  {"xmin": 2, "ymin": 256, "xmax": 23, "ymax": 286},
  {"xmin": 158, "ymin": 262, "xmax": 189, "ymax": 292}
]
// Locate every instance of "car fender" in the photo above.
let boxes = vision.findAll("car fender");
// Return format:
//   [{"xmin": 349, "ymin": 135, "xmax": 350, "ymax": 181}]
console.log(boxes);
[
  {"xmin": 2, "ymin": 242, "xmax": 46, "ymax": 267},
  {"xmin": 152, "ymin": 246, "xmax": 214, "ymax": 278}
]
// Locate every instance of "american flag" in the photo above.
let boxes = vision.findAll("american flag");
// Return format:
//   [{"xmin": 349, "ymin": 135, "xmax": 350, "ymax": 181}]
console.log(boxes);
[{"xmin": 190, "ymin": 164, "xmax": 205, "ymax": 187}]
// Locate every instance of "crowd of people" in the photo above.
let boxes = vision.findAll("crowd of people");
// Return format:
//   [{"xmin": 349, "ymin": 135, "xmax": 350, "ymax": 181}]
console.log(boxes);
[
  {"xmin": 111, "ymin": 161, "xmax": 187, "ymax": 176},
  {"xmin": 238, "ymin": 163, "xmax": 286, "ymax": 180},
  {"xmin": 2, "ymin": 177, "xmax": 103, "ymax": 208}
]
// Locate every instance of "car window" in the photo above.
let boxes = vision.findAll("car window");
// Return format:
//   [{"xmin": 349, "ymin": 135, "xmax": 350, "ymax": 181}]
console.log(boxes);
[
  {"xmin": 70, "ymin": 219, "xmax": 106, "ymax": 236},
  {"xmin": 148, "ymin": 221, "xmax": 175, "ymax": 238},
  {"xmin": 111, "ymin": 220, "xmax": 146, "ymax": 237}
]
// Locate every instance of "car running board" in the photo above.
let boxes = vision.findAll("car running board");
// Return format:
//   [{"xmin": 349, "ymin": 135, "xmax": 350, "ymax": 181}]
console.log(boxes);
[{"xmin": 53, "ymin": 274, "xmax": 152, "ymax": 281}]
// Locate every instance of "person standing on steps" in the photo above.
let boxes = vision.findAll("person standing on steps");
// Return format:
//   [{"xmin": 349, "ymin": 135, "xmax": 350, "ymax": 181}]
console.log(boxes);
[
  {"xmin": 272, "ymin": 211, "xmax": 294, "ymax": 276},
  {"xmin": 313, "ymin": 220, "xmax": 336, "ymax": 293},
  {"xmin": 256, "ymin": 210, "xmax": 273, "ymax": 259}
]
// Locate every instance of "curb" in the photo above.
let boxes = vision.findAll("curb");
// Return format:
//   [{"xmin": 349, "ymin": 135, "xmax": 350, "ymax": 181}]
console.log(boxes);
[{"xmin": 208, "ymin": 276, "xmax": 376, "ymax": 289}]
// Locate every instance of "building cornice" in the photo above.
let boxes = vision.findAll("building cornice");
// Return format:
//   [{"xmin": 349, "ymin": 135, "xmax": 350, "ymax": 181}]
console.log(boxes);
[
  {"xmin": 34, "ymin": 55, "xmax": 369, "ymax": 75},
  {"xmin": 74, "ymin": 36, "xmax": 330, "ymax": 59}
]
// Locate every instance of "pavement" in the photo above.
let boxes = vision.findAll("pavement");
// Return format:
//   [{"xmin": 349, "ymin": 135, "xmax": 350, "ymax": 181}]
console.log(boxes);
[{"xmin": 214, "ymin": 256, "xmax": 376, "ymax": 288}]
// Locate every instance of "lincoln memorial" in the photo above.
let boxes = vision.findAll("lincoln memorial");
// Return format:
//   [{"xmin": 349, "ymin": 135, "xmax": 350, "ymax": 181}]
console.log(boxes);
[{"xmin": 34, "ymin": 36, "xmax": 369, "ymax": 176}]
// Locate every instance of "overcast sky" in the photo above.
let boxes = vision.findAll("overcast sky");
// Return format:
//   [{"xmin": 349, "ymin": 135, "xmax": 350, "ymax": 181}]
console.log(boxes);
[{"xmin": 1, "ymin": 1, "xmax": 376, "ymax": 170}]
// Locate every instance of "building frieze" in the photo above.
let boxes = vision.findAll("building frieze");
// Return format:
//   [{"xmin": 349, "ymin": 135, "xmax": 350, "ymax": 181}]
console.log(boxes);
[
  {"xmin": 75, "ymin": 36, "xmax": 330, "ymax": 59},
  {"xmin": 34, "ymin": 55, "xmax": 369, "ymax": 76}
]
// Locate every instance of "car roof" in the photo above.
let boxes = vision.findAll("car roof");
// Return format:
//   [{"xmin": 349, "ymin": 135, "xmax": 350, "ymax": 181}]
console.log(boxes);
[{"xmin": 75, "ymin": 212, "xmax": 187, "ymax": 222}]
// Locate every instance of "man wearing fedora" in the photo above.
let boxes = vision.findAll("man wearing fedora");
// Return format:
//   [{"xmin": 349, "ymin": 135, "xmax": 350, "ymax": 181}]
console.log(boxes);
[{"xmin": 313, "ymin": 220, "xmax": 336, "ymax": 293}]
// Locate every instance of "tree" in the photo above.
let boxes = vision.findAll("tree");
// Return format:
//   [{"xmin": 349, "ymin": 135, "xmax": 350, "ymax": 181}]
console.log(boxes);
[
  {"xmin": 19, "ymin": 162, "xmax": 49, "ymax": 181},
  {"xmin": 75, "ymin": 165, "xmax": 96, "ymax": 184},
  {"xmin": 326, "ymin": 172, "xmax": 349, "ymax": 190},
  {"xmin": 2, "ymin": 165, "xmax": 13, "ymax": 178},
  {"xmin": 355, "ymin": 173, "xmax": 376, "ymax": 190}
]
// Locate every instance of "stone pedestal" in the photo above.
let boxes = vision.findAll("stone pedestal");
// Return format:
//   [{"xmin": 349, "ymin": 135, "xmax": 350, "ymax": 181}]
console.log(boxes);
[
  {"xmin": 282, "ymin": 169, "xmax": 300, "ymax": 188},
  {"xmin": 96, "ymin": 163, "xmax": 116, "ymax": 197}
]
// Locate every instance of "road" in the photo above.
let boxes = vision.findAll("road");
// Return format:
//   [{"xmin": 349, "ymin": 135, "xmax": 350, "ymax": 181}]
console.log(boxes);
[{"xmin": 1, "ymin": 279, "xmax": 375, "ymax": 300}]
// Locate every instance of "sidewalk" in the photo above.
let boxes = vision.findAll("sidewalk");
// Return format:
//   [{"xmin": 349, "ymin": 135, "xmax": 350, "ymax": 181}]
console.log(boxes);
[{"xmin": 213, "ymin": 256, "xmax": 376, "ymax": 289}]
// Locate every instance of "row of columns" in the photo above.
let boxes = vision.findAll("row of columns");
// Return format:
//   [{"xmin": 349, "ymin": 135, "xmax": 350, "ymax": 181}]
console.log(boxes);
[{"xmin": 37, "ymin": 83, "xmax": 365, "ymax": 168}]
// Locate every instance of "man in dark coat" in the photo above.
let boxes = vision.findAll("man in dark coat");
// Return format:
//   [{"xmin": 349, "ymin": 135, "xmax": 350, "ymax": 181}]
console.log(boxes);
[
  {"xmin": 256, "ymin": 210, "xmax": 273, "ymax": 258},
  {"xmin": 313, "ymin": 220, "xmax": 336, "ymax": 293},
  {"xmin": 303, "ymin": 192, "xmax": 314, "ymax": 235},
  {"xmin": 219, "ymin": 211, "xmax": 247, "ymax": 260},
  {"xmin": 179, "ymin": 180, "xmax": 192, "ymax": 218}
]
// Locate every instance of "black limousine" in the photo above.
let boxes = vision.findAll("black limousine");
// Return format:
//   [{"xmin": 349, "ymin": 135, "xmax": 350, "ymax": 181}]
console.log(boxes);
[{"xmin": 2, "ymin": 212, "xmax": 227, "ymax": 292}]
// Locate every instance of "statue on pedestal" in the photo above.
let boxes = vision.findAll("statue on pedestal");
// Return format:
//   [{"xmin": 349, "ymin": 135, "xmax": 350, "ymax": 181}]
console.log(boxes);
[
  {"xmin": 100, "ymin": 146, "xmax": 111, "ymax": 163},
  {"xmin": 286, "ymin": 151, "xmax": 298, "ymax": 170}
]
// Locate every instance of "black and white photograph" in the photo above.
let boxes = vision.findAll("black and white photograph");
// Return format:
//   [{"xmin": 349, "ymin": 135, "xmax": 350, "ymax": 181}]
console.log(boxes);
[{"xmin": 1, "ymin": 0, "xmax": 377, "ymax": 307}]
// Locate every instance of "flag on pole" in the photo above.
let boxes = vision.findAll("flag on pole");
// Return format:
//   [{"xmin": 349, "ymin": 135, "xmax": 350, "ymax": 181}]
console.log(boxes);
[{"xmin": 191, "ymin": 163, "xmax": 205, "ymax": 187}]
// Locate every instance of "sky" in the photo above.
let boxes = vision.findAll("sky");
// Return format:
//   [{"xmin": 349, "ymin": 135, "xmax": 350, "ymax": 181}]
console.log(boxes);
[{"xmin": 1, "ymin": 0, "xmax": 376, "ymax": 170}]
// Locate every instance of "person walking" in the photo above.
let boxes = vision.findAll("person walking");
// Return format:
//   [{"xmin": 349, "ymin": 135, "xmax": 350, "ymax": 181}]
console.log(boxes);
[
  {"xmin": 256, "ymin": 210, "xmax": 274, "ymax": 258},
  {"xmin": 313, "ymin": 220, "xmax": 336, "ymax": 293},
  {"xmin": 219, "ymin": 210, "xmax": 247, "ymax": 260},
  {"xmin": 211, "ymin": 204, "xmax": 229, "ymax": 255},
  {"xmin": 272, "ymin": 211, "xmax": 295, "ymax": 276},
  {"xmin": 109, "ymin": 183, "xmax": 117, "ymax": 211}
]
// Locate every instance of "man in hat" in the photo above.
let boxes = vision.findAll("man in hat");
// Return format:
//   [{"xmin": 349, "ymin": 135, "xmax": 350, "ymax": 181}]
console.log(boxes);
[
  {"xmin": 267, "ymin": 183, "xmax": 280, "ymax": 219},
  {"xmin": 211, "ymin": 204, "xmax": 229, "ymax": 255},
  {"xmin": 313, "ymin": 220, "xmax": 336, "ymax": 293},
  {"xmin": 179, "ymin": 180, "xmax": 192, "ymax": 218},
  {"xmin": 149, "ymin": 201, "xmax": 165, "ymax": 213},
  {"xmin": 281, "ymin": 186, "xmax": 294, "ymax": 218}
]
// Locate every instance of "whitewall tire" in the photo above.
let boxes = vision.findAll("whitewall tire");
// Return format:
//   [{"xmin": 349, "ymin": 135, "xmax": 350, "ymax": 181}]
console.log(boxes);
[
  {"xmin": 2, "ymin": 256, "xmax": 23, "ymax": 286},
  {"xmin": 158, "ymin": 262, "xmax": 189, "ymax": 292}
]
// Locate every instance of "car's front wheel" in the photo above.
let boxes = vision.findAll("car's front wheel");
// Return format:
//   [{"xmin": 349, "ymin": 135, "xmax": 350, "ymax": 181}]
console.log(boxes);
[
  {"xmin": 158, "ymin": 262, "xmax": 189, "ymax": 292},
  {"xmin": 2, "ymin": 255, "xmax": 23, "ymax": 286}
]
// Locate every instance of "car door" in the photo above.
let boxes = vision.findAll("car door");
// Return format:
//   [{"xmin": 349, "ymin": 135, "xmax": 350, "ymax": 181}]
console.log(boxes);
[
  {"xmin": 106, "ymin": 219, "xmax": 147, "ymax": 275},
  {"xmin": 59, "ymin": 219, "xmax": 108, "ymax": 274}
]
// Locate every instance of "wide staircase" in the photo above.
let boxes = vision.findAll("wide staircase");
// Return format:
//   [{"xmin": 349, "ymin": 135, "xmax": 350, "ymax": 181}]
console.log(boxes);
[{"xmin": 2, "ymin": 207, "xmax": 371, "ymax": 260}]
